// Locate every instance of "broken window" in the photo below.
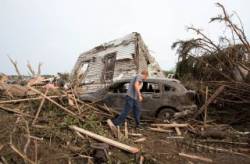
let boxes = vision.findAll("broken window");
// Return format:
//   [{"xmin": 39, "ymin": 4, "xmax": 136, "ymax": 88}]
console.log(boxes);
[
  {"xmin": 80, "ymin": 63, "xmax": 89, "ymax": 75},
  {"xmin": 164, "ymin": 84, "xmax": 175, "ymax": 92},
  {"xmin": 141, "ymin": 82, "xmax": 160, "ymax": 93},
  {"xmin": 78, "ymin": 62, "xmax": 89, "ymax": 83},
  {"xmin": 102, "ymin": 53, "xmax": 116, "ymax": 82}
]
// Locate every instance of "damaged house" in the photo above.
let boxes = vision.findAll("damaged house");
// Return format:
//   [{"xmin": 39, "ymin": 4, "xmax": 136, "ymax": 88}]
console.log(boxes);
[{"xmin": 71, "ymin": 32, "xmax": 165, "ymax": 93}]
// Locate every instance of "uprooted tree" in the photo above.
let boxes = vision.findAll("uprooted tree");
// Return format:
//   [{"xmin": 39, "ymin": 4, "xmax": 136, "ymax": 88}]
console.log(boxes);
[{"xmin": 172, "ymin": 3, "xmax": 250, "ymax": 106}]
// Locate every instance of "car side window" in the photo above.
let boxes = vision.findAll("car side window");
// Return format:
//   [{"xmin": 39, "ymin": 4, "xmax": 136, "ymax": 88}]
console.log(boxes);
[
  {"xmin": 110, "ymin": 82, "xmax": 129, "ymax": 93},
  {"xmin": 141, "ymin": 82, "xmax": 160, "ymax": 93},
  {"xmin": 164, "ymin": 84, "xmax": 175, "ymax": 92}
]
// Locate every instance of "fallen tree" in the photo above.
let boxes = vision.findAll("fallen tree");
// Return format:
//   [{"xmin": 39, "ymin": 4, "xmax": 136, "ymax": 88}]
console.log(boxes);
[{"xmin": 172, "ymin": 3, "xmax": 250, "ymax": 108}]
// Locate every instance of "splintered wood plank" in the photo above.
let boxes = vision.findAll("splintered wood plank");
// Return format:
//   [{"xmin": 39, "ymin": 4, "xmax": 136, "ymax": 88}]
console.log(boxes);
[
  {"xmin": 70, "ymin": 125, "xmax": 140, "ymax": 154},
  {"xmin": 193, "ymin": 85, "xmax": 225, "ymax": 119},
  {"xmin": 179, "ymin": 153, "xmax": 213, "ymax": 163},
  {"xmin": 107, "ymin": 119, "xmax": 118, "ymax": 138},
  {"xmin": 151, "ymin": 123, "xmax": 188, "ymax": 128}
]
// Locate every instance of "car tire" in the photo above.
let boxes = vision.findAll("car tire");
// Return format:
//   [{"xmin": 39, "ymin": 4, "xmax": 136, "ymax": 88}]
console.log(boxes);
[{"xmin": 157, "ymin": 108, "xmax": 175, "ymax": 122}]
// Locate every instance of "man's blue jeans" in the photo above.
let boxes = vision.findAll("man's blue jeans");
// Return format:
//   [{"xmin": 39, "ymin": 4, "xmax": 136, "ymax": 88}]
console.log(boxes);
[{"xmin": 112, "ymin": 95, "xmax": 141, "ymax": 126}]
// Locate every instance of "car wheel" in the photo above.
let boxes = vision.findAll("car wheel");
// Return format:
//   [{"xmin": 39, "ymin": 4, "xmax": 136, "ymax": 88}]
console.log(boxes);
[{"xmin": 157, "ymin": 108, "xmax": 175, "ymax": 121}]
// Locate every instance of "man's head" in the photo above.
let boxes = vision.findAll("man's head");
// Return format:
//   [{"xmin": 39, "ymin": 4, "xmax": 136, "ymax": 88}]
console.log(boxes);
[{"xmin": 141, "ymin": 70, "xmax": 149, "ymax": 80}]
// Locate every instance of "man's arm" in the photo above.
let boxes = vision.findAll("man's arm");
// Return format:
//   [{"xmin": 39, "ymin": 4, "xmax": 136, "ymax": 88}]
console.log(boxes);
[{"xmin": 134, "ymin": 80, "xmax": 143, "ymax": 101}]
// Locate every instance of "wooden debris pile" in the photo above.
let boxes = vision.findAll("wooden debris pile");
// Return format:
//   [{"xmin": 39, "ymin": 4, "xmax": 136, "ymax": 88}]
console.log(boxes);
[
  {"xmin": 0, "ymin": 55, "xmax": 145, "ymax": 163},
  {"xmin": 0, "ymin": 71, "xmax": 146, "ymax": 163}
]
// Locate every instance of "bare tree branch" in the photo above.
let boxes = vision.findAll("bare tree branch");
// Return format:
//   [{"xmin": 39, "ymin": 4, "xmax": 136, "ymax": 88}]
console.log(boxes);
[
  {"xmin": 27, "ymin": 61, "xmax": 36, "ymax": 77},
  {"xmin": 8, "ymin": 55, "xmax": 22, "ymax": 79}
]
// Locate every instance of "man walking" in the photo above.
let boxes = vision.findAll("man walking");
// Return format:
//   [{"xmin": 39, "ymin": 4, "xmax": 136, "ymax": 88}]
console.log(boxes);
[{"xmin": 112, "ymin": 70, "xmax": 148, "ymax": 128}]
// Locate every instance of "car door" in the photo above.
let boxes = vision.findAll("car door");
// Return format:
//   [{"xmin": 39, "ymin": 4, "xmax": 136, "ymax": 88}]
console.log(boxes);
[
  {"xmin": 102, "ymin": 82, "xmax": 129, "ymax": 112},
  {"xmin": 163, "ymin": 83, "xmax": 179, "ymax": 106},
  {"xmin": 140, "ymin": 81, "xmax": 163, "ymax": 118}
]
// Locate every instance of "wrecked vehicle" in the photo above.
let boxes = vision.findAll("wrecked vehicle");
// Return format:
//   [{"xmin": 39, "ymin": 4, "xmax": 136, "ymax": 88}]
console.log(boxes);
[{"xmin": 80, "ymin": 78, "xmax": 197, "ymax": 120}]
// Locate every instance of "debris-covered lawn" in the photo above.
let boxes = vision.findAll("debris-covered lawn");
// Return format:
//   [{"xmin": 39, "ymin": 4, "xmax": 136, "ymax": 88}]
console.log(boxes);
[{"xmin": 0, "ymin": 81, "xmax": 249, "ymax": 164}]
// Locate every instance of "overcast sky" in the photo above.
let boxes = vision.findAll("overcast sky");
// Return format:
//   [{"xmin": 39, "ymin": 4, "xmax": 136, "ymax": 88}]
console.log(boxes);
[{"xmin": 0, "ymin": 0, "xmax": 249, "ymax": 75}]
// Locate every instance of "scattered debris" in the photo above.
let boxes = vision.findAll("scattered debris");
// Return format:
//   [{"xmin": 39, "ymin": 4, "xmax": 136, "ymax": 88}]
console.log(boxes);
[{"xmin": 0, "ymin": 73, "xmax": 249, "ymax": 163}]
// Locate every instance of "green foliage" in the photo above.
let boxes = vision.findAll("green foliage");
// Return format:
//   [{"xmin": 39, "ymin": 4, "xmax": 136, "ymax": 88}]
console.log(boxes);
[
  {"xmin": 63, "ymin": 115, "xmax": 81, "ymax": 125},
  {"xmin": 80, "ymin": 112, "xmax": 107, "ymax": 136}
]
